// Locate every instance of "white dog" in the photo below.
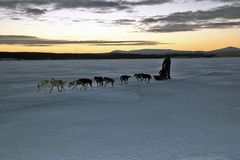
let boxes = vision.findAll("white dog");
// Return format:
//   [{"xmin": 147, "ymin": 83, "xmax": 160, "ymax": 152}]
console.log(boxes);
[
  {"xmin": 49, "ymin": 79, "xmax": 66, "ymax": 93},
  {"xmin": 37, "ymin": 80, "xmax": 51, "ymax": 92}
]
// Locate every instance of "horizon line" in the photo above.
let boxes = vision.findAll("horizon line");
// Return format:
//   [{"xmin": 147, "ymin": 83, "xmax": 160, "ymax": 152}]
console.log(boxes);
[{"xmin": 0, "ymin": 46, "xmax": 239, "ymax": 54}]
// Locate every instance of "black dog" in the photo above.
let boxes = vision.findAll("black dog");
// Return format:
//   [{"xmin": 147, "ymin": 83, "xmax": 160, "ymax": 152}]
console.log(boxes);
[
  {"xmin": 79, "ymin": 78, "xmax": 92, "ymax": 87},
  {"xmin": 134, "ymin": 73, "xmax": 144, "ymax": 83},
  {"xmin": 69, "ymin": 78, "xmax": 92, "ymax": 89},
  {"xmin": 142, "ymin": 74, "xmax": 152, "ymax": 82},
  {"xmin": 134, "ymin": 73, "xmax": 151, "ymax": 83},
  {"xmin": 94, "ymin": 76, "xmax": 104, "ymax": 87},
  {"xmin": 103, "ymin": 77, "xmax": 115, "ymax": 87},
  {"xmin": 120, "ymin": 75, "xmax": 131, "ymax": 85}
]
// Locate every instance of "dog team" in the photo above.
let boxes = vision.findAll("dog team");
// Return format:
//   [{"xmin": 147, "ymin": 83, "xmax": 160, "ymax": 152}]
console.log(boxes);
[
  {"xmin": 37, "ymin": 73, "xmax": 152, "ymax": 93},
  {"xmin": 37, "ymin": 56, "xmax": 172, "ymax": 93}
]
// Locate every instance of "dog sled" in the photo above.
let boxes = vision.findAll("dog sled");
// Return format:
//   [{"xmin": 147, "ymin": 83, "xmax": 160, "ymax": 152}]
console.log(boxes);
[
  {"xmin": 154, "ymin": 68, "xmax": 170, "ymax": 81},
  {"xmin": 153, "ymin": 75, "xmax": 169, "ymax": 81}
]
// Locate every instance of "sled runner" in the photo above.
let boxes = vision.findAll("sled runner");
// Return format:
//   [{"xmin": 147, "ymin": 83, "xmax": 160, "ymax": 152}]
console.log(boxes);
[{"xmin": 153, "ymin": 75, "xmax": 169, "ymax": 81}]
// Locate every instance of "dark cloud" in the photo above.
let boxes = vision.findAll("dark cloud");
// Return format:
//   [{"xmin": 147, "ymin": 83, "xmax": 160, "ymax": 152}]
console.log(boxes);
[
  {"xmin": 0, "ymin": 35, "xmax": 160, "ymax": 46},
  {"xmin": 147, "ymin": 21, "xmax": 240, "ymax": 33},
  {"xmin": 142, "ymin": 5, "xmax": 240, "ymax": 23},
  {"xmin": 95, "ymin": 41, "xmax": 160, "ymax": 46},
  {"xmin": 0, "ymin": 0, "xmax": 238, "ymax": 15},
  {"xmin": 113, "ymin": 19, "xmax": 136, "ymax": 25},
  {"xmin": 142, "ymin": 4, "xmax": 240, "ymax": 32},
  {"xmin": 10, "ymin": 17, "xmax": 21, "ymax": 20},
  {"xmin": 148, "ymin": 24, "xmax": 198, "ymax": 33},
  {"xmin": 0, "ymin": 0, "xmax": 175, "ymax": 14},
  {"xmin": 205, "ymin": 21, "xmax": 240, "ymax": 28},
  {"xmin": 0, "ymin": 0, "xmax": 126, "ymax": 14},
  {"xmin": 124, "ymin": 0, "xmax": 173, "ymax": 6},
  {"xmin": 55, "ymin": 0, "xmax": 130, "ymax": 11},
  {"xmin": 196, "ymin": 0, "xmax": 239, "ymax": 2},
  {"xmin": 0, "ymin": 0, "xmax": 50, "ymax": 9},
  {"xmin": 25, "ymin": 8, "xmax": 47, "ymax": 15}
]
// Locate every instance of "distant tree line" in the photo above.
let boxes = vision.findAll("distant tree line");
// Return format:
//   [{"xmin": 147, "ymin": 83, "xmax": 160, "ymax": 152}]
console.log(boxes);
[{"xmin": 0, "ymin": 52, "xmax": 216, "ymax": 60}]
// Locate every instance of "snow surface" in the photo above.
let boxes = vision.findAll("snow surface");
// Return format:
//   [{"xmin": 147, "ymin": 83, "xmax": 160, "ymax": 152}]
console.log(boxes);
[{"xmin": 0, "ymin": 58, "xmax": 240, "ymax": 160}]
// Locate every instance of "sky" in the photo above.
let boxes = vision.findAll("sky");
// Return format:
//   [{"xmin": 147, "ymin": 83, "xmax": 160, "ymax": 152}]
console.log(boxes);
[{"xmin": 0, "ymin": 0, "xmax": 239, "ymax": 53}]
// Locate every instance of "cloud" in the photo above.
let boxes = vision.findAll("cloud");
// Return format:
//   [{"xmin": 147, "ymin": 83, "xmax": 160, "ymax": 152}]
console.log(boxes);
[
  {"xmin": 0, "ymin": 0, "xmax": 49, "ymax": 9},
  {"xmin": 128, "ymin": 0, "xmax": 173, "ymax": 6},
  {"xmin": 141, "ymin": 4, "xmax": 240, "ymax": 32},
  {"xmin": 0, "ymin": 0, "xmax": 175, "ymax": 14},
  {"xmin": 147, "ymin": 21, "xmax": 240, "ymax": 33},
  {"xmin": 0, "ymin": 0, "xmax": 239, "ymax": 15},
  {"xmin": 112, "ymin": 19, "xmax": 136, "ymax": 25},
  {"xmin": 11, "ymin": 17, "xmax": 21, "ymax": 20},
  {"xmin": 203, "ymin": 21, "xmax": 240, "ymax": 28},
  {"xmin": 142, "ymin": 5, "xmax": 240, "ymax": 23},
  {"xmin": 0, "ymin": 35, "xmax": 160, "ymax": 46},
  {"xmin": 25, "ymin": 8, "xmax": 47, "ymax": 15},
  {"xmin": 0, "ymin": 0, "xmax": 127, "ymax": 14},
  {"xmin": 55, "ymin": 0, "xmax": 130, "ymax": 11},
  {"xmin": 196, "ymin": 0, "xmax": 239, "ymax": 2},
  {"xmin": 147, "ymin": 24, "xmax": 198, "ymax": 33}
]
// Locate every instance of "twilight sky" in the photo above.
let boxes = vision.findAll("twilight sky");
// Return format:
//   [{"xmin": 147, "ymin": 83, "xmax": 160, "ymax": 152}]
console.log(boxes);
[{"xmin": 0, "ymin": 0, "xmax": 239, "ymax": 53}]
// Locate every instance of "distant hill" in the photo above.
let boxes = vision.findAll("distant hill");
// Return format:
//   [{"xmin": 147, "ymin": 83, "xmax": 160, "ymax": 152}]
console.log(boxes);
[
  {"xmin": 111, "ymin": 49, "xmax": 203, "ymax": 55},
  {"xmin": 112, "ymin": 49, "xmax": 178, "ymax": 55},
  {"xmin": 209, "ymin": 46, "xmax": 240, "ymax": 53},
  {"xmin": 208, "ymin": 47, "xmax": 240, "ymax": 57},
  {"xmin": 112, "ymin": 47, "xmax": 240, "ymax": 56}
]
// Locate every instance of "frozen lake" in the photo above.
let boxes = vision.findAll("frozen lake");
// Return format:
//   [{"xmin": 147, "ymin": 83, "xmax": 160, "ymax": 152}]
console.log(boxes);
[{"xmin": 0, "ymin": 58, "xmax": 240, "ymax": 160}]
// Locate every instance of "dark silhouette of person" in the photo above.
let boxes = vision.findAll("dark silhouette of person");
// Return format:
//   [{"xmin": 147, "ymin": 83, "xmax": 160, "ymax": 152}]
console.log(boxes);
[{"xmin": 162, "ymin": 55, "xmax": 171, "ymax": 79}]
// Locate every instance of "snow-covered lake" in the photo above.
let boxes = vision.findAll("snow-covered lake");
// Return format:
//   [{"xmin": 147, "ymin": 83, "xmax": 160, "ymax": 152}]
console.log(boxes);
[{"xmin": 0, "ymin": 58, "xmax": 240, "ymax": 160}]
